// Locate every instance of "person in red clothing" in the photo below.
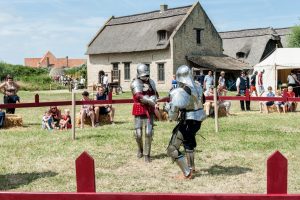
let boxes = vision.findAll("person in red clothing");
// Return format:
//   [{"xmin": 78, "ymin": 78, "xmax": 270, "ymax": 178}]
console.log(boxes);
[
  {"xmin": 130, "ymin": 64, "xmax": 158, "ymax": 163},
  {"xmin": 284, "ymin": 86, "xmax": 296, "ymax": 112},
  {"xmin": 59, "ymin": 109, "xmax": 72, "ymax": 130}
]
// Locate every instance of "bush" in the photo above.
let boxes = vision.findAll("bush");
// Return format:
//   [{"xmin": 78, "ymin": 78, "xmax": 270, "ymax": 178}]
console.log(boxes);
[{"xmin": 0, "ymin": 62, "xmax": 67, "ymax": 91}]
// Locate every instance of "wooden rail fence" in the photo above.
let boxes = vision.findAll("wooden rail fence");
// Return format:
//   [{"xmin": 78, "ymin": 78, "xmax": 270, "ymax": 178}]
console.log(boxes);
[
  {"xmin": 0, "ymin": 89, "xmax": 299, "ymax": 109},
  {"xmin": 0, "ymin": 151, "xmax": 299, "ymax": 200}
]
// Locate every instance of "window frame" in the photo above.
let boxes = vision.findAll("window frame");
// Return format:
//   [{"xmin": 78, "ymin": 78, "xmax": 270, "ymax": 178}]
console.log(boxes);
[
  {"xmin": 157, "ymin": 63, "xmax": 165, "ymax": 81},
  {"xmin": 123, "ymin": 62, "xmax": 131, "ymax": 80},
  {"xmin": 112, "ymin": 62, "xmax": 119, "ymax": 70},
  {"xmin": 194, "ymin": 28, "xmax": 204, "ymax": 45}
]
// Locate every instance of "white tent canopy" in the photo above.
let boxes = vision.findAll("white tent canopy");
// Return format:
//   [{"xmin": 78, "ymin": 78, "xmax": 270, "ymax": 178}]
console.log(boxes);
[{"xmin": 253, "ymin": 48, "xmax": 300, "ymax": 90}]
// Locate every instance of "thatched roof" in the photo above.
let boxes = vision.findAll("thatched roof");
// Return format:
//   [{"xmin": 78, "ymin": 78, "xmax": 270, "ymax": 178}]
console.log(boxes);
[
  {"xmin": 187, "ymin": 54, "xmax": 250, "ymax": 71},
  {"xmin": 274, "ymin": 27, "xmax": 292, "ymax": 47},
  {"xmin": 87, "ymin": 5, "xmax": 192, "ymax": 54},
  {"xmin": 219, "ymin": 27, "xmax": 281, "ymax": 66},
  {"xmin": 49, "ymin": 67, "xmax": 64, "ymax": 77}
]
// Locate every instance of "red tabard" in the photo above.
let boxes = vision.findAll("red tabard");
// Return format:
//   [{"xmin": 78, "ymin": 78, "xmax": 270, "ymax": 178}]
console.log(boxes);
[{"xmin": 132, "ymin": 92, "xmax": 155, "ymax": 116}]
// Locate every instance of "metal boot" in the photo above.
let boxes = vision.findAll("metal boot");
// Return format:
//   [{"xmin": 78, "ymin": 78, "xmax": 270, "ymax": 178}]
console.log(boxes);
[
  {"xmin": 144, "ymin": 135, "xmax": 152, "ymax": 162},
  {"xmin": 175, "ymin": 156, "xmax": 192, "ymax": 179}
]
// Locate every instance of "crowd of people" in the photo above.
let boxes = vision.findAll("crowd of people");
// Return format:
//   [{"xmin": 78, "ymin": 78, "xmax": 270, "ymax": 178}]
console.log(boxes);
[
  {"xmin": 1, "ymin": 66, "xmax": 300, "ymax": 180},
  {"xmin": 53, "ymin": 74, "xmax": 86, "ymax": 91}
]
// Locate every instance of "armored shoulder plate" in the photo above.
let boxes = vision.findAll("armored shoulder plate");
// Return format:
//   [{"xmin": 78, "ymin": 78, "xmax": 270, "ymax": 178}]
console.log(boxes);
[{"xmin": 131, "ymin": 79, "xmax": 143, "ymax": 94}]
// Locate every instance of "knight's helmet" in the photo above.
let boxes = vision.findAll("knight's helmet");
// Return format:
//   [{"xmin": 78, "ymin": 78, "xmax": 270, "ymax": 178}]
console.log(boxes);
[
  {"xmin": 137, "ymin": 63, "xmax": 150, "ymax": 78},
  {"xmin": 176, "ymin": 65, "xmax": 195, "ymax": 88}
]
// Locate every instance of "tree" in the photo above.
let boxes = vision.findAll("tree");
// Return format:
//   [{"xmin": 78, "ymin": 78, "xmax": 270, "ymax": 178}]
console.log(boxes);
[{"xmin": 288, "ymin": 25, "xmax": 300, "ymax": 47}]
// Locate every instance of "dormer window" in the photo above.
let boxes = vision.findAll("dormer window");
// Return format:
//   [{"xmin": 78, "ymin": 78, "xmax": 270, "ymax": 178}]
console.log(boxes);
[
  {"xmin": 157, "ymin": 30, "xmax": 167, "ymax": 42},
  {"xmin": 236, "ymin": 52, "xmax": 245, "ymax": 59}
]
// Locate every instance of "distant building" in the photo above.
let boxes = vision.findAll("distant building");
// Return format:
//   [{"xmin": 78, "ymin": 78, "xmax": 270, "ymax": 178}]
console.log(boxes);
[
  {"xmin": 219, "ymin": 27, "xmax": 292, "ymax": 66},
  {"xmin": 86, "ymin": 2, "xmax": 248, "ymax": 91},
  {"xmin": 24, "ymin": 51, "xmax": 86, "ymax": 68}
]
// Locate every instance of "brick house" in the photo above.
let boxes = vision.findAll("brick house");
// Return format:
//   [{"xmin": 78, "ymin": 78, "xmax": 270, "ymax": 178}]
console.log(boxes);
[
  {"xmin": 86, "ymin": 2, "xmax": 248, "ymax": 91},
  {"xmin": 24, "ymin": 51, "xmax": 86, "ymax": 68}
]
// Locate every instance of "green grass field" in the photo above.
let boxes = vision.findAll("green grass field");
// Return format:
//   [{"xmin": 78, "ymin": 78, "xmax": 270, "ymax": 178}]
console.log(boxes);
[{"xmin": 0, "ymin": 90, "xmax": 299, "ymax": 193}]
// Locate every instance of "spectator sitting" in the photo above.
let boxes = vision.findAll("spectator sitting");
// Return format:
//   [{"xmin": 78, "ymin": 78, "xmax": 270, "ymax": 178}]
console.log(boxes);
[
  {"xmin": 217, "ymin": 85, "xmax": 231, "ymax": 116},
  {"xmin": 204, "ymin": 86, "xmax": 214, "ymax": 116},
  {"xmin": 260, "ymin": 86, "xmax": 275, "ymax": 114},
  {"xmin": 80, "ymin": 91, "xmax": 95, "ymax": 128},
  {"xmin": 48, "ymin": 106, "xmax": 61, "ymax": 128},
  {"xmin": 94, "ymin": 86, "xmax": 115, "ymax": 125},
  {"xmin": 274, "ymin": 90, "xmax": 285, "ymax": 113},
  {"xmin": 42, "ymin": 110, "xmax": 54, "ymax": 130},
  {"xmin": 59, "ymin": 109, "xmax": 72, "ymax": 130},
  {"xmin": 284, "ymin": 86, "xmax": 297, "ymax": 112}
]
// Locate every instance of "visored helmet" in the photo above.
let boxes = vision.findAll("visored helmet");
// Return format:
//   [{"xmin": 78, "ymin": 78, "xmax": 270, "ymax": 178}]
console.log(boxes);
[
  {"xmin": 176, "ymin": 65, "xmax": 195, "ymax": 87},
  {"xmin": 137, "ymin": 63, "xmax": 150, "ymax": 78}
]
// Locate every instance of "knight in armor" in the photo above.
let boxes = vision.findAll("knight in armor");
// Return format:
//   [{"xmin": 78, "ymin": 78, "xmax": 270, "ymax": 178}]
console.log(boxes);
[
  {"xmin": 130, "ymin": 64, "xmax": 158, "ymax": 163},
  {"xmin": 165, "ymin": 65, "xmax": 206, "ymax": 179}
]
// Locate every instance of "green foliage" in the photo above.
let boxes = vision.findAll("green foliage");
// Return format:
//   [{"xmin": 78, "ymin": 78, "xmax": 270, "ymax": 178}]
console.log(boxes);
[
  {"xmin": 288, "ymin": 25, "xmax": 300, "ymax": 47},
  {"xmin": 0, "ymin": 62, "xmax": 67, "ymax": 91},
  {"xmin": 64, "ymin": 64, "xmax": 87, "ymax": 79}
]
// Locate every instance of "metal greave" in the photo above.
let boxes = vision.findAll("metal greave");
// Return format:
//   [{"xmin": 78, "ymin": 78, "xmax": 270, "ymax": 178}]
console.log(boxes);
[
  {"xmin": 176, "ymin": 156, "xmax": 191, "ymax": 177},
  {"xmin": 185, "ymin": 149, "xmax": 195, "ymax": 171},
  {"xmin": 135, "ymin": 128, "xmax": 143, "ymax": 157}
]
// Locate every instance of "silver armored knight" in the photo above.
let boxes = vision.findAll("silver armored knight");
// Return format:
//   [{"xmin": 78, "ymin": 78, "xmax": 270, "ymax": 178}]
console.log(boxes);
[
  {"xmin": 130, "ymin": 63, "xmax": 158, "ymax": 163},
  {"xmin": 165, "ymin": 65, "xmax": 206, "ymax": 179}
]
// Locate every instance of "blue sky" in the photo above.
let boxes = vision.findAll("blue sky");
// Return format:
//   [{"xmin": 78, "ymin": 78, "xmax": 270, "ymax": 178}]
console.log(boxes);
[{"xmin": 0, "ymin": 0, "xmax": 299, "ymax": 65}]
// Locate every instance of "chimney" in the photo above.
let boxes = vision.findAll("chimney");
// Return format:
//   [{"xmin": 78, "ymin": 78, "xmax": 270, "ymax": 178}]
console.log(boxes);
[
  {"xmin": 160, "ymin": 4, "xmax": 168, "ymax": 12},
  {"xmin": 66, "ymin": 56, "xmax": 69, "ymax": 67}
]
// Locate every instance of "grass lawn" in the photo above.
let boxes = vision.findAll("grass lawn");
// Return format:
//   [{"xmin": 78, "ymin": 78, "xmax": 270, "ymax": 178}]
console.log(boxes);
[{"xmin": 0, "ymin": 90, "xmax": 299, "ymax": 193}]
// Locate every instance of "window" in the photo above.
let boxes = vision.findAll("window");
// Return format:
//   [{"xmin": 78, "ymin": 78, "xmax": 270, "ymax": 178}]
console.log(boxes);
[
  {"xmin": 157, "ymin": 30, "xmax": 167, "ymax": 41},
  {"xmin": 236, "ymin": 52, "xmax": 245, "ymax": 59},
  {"xmin": 157, "ymin": 63, "xmax": 165, "ymax": 81},
  {"xmin": 124, "ymin": 62, "xmax": 130, "ymax": 80},
  {"xmin": 196, "ymin": 29, "xmax": 201, "ymax": 44},
  {"xmin": 194, "ymin": 28, "xmax": 203, "ymax": 45},
  {"xmin": 112, "ymin": 63, "xmax": 119, "ymax": 70}
]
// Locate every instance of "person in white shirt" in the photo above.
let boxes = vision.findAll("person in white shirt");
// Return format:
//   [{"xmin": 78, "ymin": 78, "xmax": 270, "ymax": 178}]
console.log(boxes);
[
  {"xmin": 203, "ymin": 70, "xmax": 214, "ymax": 91},
  {"xmin": 287, "ymin": 70, "xmax": 300, "ymax": 97},
  {"xmin": 103, "ymin": 74, "xmax": 109, "ymax": 91}
]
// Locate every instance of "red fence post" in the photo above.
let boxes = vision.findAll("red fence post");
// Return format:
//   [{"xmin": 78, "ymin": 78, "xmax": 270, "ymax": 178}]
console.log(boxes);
[
  {"xmin": 108, "ymin": 92, "xmax": 113, "ymax": 104},
  {"xmin": 75, "ymin": 151, "xmax": 96, "ymax": 192},
  {"xmin": 35, "ymin": 94, "xmax": 39, "ymax": 104},
  {"xmin": 267, "ymin": 151, "xmax": 287, "ymax": 194}
]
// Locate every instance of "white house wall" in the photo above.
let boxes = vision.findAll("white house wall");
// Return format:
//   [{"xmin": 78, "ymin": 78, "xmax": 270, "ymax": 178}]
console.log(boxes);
[{"xmin": 87, "ymin": 49, "xmax": 173, "ymax": 91}]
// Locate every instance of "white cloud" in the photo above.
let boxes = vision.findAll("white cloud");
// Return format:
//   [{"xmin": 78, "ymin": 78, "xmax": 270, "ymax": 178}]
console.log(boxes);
[{"xmin": 0, "ymin": 12, "xmax": 23, "ymax": 24}]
